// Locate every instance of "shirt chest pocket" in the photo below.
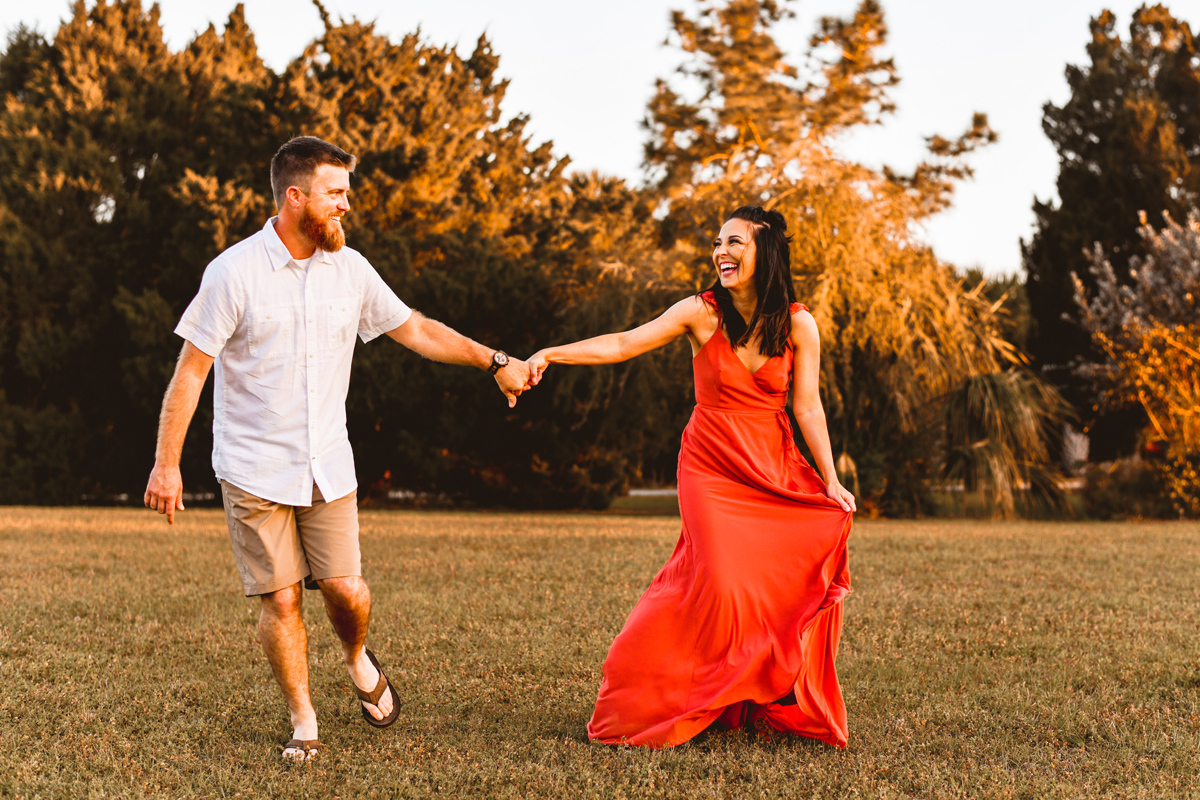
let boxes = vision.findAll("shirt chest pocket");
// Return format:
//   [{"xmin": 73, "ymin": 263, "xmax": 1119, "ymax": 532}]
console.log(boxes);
[
  {"xmin": 247, "ymin": 305, "xmax": 298, "ymax": 359},
  {"xmin": 326, "ymin": 297, "xmax": 358, "ymax": 351}
]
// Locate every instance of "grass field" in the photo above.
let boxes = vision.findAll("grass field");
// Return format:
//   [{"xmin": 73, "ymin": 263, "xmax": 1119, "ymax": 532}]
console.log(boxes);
[{"xmin": 2, "ymin": 509, "xmax": 1199, "ymax": 799}]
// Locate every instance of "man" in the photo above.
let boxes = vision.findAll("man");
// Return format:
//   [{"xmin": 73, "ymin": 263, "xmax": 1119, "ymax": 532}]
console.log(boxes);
[{"xmin": 143, "ymin": 136, "xmax": 532, "ymax": 761}]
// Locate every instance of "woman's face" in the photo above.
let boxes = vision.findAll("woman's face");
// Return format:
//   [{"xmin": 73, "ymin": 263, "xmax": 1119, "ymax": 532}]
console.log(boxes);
[{"xmin": 712, "ymin": 217, "xmax": 757, "ymax": 292}]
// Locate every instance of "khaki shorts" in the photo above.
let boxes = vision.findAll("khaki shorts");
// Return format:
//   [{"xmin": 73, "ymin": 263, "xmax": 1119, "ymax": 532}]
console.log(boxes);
[{"xmin": 220, "ymin": 481, "xmax": 361, "ymax": 596}]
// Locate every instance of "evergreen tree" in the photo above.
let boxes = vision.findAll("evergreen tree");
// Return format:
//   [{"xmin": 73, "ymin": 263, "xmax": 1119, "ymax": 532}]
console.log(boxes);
[
  {"xmin": 0, "ymin": 1, "xmax": 687, "ymax": 507},
  {"xmin": 278, "ymin": 12, "xmax": 689, "ymax": 506},
  {"xmin": 0, "ymin": 1, "xmax": 277, "ymax": 501},
  {"xmin": 1023, "ymin": 5, "xmax": 1200, "ymax": 459}
]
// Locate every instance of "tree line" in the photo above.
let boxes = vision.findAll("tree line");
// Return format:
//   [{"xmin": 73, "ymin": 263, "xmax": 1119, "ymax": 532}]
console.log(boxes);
[
  {"xmin": 1027, "ymin": 4, "xmax": 1200, "ymax": 517},
  {"xmin": 0, "ymin": 0, "xmax": 1195, "ymax": 516}
]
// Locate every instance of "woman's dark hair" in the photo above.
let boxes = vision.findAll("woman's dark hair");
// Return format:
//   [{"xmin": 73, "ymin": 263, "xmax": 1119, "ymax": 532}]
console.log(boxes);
[{"xmin": 705, "ymin": 205, "xmax": 796, "ymax": 358}]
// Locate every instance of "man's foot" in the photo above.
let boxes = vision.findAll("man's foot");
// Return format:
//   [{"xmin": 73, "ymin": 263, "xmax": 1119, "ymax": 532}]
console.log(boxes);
[
  {"xmin": 282, "ymin": 719, "xmax": 321, "ymax": 761},
  {"xmin": 281, "ymin": 738, "xmax": 322, "ymax": 762},
  {"xmin": 348, "ymin": 648, "xmax": 396, "ymax": 723}
]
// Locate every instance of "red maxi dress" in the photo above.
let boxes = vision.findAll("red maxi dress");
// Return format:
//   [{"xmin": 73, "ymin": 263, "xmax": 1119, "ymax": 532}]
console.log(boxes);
[{"xmin": 587, "ymin": 292, "xmax": 853, "ymax": 748}]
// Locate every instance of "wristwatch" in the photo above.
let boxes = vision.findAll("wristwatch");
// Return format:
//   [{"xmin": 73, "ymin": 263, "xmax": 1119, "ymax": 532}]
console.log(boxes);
[{"xmin": 488, "ymin": 350, "xmax": 510, "ymax": 375}]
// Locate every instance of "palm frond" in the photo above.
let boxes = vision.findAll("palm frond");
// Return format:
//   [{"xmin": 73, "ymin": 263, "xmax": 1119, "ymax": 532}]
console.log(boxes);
[{"xmin": 939, "ymin": 371, "xmax": 1073, "ymax": 518}]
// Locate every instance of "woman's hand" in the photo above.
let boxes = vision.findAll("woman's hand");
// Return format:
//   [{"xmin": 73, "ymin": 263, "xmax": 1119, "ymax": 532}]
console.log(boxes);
[
  {"xmin": 526, "ymin": 350, "xmax": 550, "ymax": 386},
  {"xmin": 824, "ymin": 479, "xmax": 857, "ymax": 513}
]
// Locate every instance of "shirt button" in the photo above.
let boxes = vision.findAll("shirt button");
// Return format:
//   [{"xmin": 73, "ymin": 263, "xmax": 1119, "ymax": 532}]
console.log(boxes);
[
  {"xmin": 308, "ymin": 319, "xmax": 313, "ymax": 324},
  {"xmin": 309, "ymin": 354, "xmax": 314, "ymax": 359}
]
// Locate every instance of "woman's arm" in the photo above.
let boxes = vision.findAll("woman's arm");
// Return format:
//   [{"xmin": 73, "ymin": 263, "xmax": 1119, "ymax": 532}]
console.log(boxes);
[
  {"xmin": 528, "ymin": 296, "xmax": 707, "ymax": 382},
  {"xmin": 791, "ymin": 310, "xmax": 856, "ymax": 512}
]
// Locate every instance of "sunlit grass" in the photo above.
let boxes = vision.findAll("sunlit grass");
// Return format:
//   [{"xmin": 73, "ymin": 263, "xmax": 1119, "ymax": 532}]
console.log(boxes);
[{"xmin": 2, "ymin": 508, "xmax": 1198, "ymax": 798}]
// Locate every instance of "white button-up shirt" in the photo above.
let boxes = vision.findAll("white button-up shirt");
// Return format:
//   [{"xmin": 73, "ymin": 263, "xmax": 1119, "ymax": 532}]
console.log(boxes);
[{"xmin": 175, "ymin": 217, "xmax": 412, "ymax": 506}]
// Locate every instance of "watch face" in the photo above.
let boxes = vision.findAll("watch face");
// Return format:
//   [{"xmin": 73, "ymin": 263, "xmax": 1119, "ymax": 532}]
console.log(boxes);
[{"xmin": 494, "ymin": 352, "xmax": 509, "ymax": 366}]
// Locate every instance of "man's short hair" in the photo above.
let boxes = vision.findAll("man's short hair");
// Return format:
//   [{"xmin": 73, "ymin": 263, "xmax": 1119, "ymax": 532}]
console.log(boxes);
[{"xmin": 270, "ymin": 136, "xmax": 357, "ymax": 208}]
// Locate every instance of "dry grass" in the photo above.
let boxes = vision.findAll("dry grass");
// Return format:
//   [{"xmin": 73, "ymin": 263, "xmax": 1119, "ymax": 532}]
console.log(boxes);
[{"xmin": 1, "ymin": 508, "xmax": 1199, "ymax": 798}]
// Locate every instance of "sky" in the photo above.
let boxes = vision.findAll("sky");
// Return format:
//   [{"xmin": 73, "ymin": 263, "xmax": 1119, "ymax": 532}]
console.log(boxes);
[{"xmin": 5, "ymin": 0, "xmax": 1200, "ymax": 277}]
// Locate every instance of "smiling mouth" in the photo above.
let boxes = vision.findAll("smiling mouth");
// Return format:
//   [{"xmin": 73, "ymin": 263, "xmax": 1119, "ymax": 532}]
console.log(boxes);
[{"xmin": 719, "ymin": 261, "xmax": 738, "ymax": 277}]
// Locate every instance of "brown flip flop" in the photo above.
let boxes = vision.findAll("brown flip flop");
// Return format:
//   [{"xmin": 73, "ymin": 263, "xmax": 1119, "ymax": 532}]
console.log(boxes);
[
  {"xmin": 281, "ymin": 738, "xmax": 323, "ymax": 761},
  {"xmin": 355, "ymin": 648, "xmax": 401, "ymax": 728}
]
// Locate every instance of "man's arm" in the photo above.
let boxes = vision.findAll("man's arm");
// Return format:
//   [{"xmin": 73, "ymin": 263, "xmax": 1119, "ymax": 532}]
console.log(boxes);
[
  {"xmin": 386, "ymin": 311, "xmax": 532, "ymax": 407},
  {"xmin": 144, "ymin": 341, "xmax": 215, "ymax": 524}
]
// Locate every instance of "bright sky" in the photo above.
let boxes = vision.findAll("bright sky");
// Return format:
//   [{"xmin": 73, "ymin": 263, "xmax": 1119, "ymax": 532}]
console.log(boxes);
[{"xmin": 5, "ymin": 0, "xmax": 1199, "ymax": 277}]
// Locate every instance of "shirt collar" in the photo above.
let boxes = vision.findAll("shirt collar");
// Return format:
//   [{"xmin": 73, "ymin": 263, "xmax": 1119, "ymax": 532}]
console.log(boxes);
[{"xmin": 263, "ymin": 216, "xmax": 332, "ymax": 272}]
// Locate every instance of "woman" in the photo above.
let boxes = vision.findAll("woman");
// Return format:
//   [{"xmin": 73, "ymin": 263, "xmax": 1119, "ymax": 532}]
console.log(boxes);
[{"xmin": 528, "ymin": 205, "xmax": 855, "ymax": 748}]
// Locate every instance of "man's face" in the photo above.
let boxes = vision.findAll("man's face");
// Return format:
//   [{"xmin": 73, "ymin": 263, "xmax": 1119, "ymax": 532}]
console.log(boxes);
[{"xmin": 299, "ymin": 164, "xmax": 351, "ymax": 252}]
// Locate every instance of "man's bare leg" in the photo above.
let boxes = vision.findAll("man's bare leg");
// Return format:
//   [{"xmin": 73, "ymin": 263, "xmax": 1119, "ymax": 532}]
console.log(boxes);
[
  {"xmin": 317, "ymin": 576, "xmax": 393, "ymax": 721},
  {"xmin": 258, "ymin": 583, "xmax": 319, "ymax": 743}
]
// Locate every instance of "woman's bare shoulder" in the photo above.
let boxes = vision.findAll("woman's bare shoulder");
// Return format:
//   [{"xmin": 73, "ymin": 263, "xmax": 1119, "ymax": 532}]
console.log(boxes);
[
  {"xmin": 790, "ymin": 306, "xmax": 819, "ymax": 347},
  {"xmin": 666, "ymin": 293, "xmax": 716, "ymax": 322}
]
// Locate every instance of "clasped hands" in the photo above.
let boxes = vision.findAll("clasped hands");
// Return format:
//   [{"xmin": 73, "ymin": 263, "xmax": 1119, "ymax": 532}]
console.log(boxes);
[{"xmin": 496, "ymin": 350, "xmax": 554, "ymax": 407}]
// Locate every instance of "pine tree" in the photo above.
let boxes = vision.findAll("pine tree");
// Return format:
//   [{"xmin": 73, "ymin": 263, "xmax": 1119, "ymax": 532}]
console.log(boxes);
[
  {"xmin": 1023, "ymin": 5, "xmax": 1200, "ymax": 459},
  {"xmin": 0, "ymin": 1, "xmax": 281, "ymax": 502},
  {"xmin": 0, "ymin": 0, "xmax": 693, "ymax": 507},
  {"xmin": 264, "ymin": 12, "xmax": 678, "ymax": 506}
]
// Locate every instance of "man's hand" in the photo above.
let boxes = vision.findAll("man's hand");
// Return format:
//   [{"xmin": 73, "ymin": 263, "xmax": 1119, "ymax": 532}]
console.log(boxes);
[
  {"xmin": 145, "ymin": 462, "xmax": 186, "ymax": 524},
  {"xmin": 496, "ymin": 358, "xmax": 533, "ymax": 407}
]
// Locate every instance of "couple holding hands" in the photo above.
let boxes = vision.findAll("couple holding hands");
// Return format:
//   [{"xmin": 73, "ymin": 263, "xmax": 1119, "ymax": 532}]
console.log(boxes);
[{"xmin": 144, "ymin": 136, "xmax": 855, "ymax": 760}]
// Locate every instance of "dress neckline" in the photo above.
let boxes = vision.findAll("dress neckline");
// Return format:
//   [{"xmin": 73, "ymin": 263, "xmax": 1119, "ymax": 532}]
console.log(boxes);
[
  {"xmin": 718, "ymin": 327, "xmax": 779, "ymax": 378},
  {"xmin": 694, "ymin": 290, "xmax": 803, "ymax": 382},
  {"xmin": 693, "ymin": 325, "xmax": 786, "ymax": 382}
]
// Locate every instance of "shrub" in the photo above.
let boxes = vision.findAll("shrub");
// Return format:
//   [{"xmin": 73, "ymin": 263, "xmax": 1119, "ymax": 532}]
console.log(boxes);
[{"xmin": 1082, "ymin": 459, "xmax": 1176, "ymax": 520}]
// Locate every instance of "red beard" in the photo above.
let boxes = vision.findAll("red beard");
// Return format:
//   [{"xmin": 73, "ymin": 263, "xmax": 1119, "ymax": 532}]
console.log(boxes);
[{"xmin": 301, "ymin": 205, "xmax": 346, "ymax": 252}]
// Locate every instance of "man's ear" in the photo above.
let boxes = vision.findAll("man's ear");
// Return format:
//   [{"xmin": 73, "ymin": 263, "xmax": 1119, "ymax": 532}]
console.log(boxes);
[{"xmin": 286, "ymin": 185, "xmax": 306, "ymax": 209}]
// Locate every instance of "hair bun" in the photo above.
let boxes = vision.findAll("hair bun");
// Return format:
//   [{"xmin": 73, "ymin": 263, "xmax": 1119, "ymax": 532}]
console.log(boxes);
[
  {"xmin": 727, "ymin": 204, "xmax": 789, "ymax": 235},
  {"xmin": 762, "ymin": 209, "xmax": 787, "ymax": 232}
]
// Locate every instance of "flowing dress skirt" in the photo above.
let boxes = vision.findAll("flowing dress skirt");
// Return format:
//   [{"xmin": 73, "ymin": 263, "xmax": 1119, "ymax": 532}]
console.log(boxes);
[{"xmin": 587, "ymin": 310, "xmax": 853, "ymax": 748}]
